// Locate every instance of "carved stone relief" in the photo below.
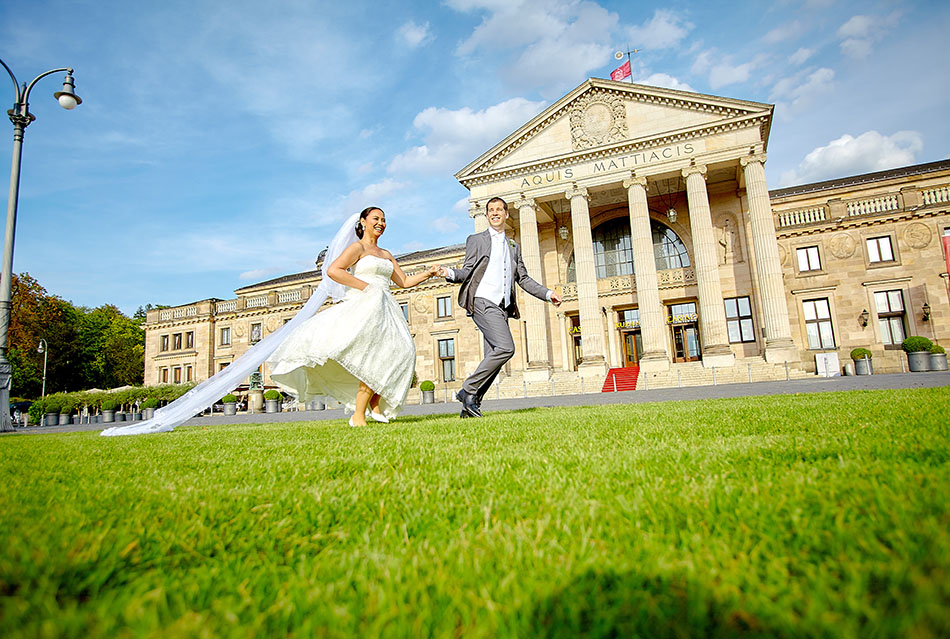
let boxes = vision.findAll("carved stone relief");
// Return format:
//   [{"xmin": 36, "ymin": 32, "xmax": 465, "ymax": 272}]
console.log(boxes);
[
  {"xmin": 902, "ymin": 222, "xmax": 932, "ymax": 249},
  {"xmin": 776, "ymin": 243, "xmax": 787, "ymax": 266},
  {"xmin": 716, "ymin": 213, "xmax": 743, "ymax": 265},
  {"xmin": 570, "ymin": 90, "xmax": 628, "ymax": 150},
  {"xmin": 828, "ymin": 232, "xmax": 857, "ymax": 259},
  {"xmin": 412, "ymin": 294, "xmax": 431, "ymax": 315}
]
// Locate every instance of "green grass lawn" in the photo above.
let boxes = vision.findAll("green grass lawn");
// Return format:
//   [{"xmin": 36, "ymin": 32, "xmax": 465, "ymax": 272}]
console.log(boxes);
[{"xmin": 1, "ymin": 388, "xmax": 949, "ymax": 638}]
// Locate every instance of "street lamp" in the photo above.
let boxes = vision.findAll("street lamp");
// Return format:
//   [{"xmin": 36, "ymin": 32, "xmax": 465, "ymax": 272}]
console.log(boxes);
[
  {"xmin": 37, "ymin": 338, "xmax": 48, "ymax": 398},
  {"xmin": 0, "ymin": 59, "xmax": 81, "ymax": 432}
]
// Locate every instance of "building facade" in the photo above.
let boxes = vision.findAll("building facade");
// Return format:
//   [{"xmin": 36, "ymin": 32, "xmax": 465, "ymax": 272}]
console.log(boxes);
[{"xmin": 144, "ymin": 79, "xmax": 950, "ymax": 400}]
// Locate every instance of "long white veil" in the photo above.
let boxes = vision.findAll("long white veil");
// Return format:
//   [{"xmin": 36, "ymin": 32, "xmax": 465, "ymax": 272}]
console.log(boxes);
[{"xmin": 101, "ymin": 213, "xmax": 360, "ymax": 436}]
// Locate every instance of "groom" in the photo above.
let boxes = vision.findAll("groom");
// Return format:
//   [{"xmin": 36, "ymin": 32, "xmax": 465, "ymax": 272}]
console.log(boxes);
[{"xmin": 439, "ymin": 197, "xmax": 561, "ymax": 418}]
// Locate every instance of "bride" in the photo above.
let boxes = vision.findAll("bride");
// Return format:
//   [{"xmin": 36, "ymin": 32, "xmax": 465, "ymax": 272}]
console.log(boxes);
[
  {"xmin": 101, "ymin": 206, "xmax": 436, "ymax": 436},
  {"xmin": 269, "ymin": 206, "xmax": 437, "ymax": 426}
]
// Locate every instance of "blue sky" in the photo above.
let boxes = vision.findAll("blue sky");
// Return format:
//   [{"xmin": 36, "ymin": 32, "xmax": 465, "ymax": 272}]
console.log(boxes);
[{"xmin": 2, "ymin": 0, "xmax": 947, "ymax": 315}]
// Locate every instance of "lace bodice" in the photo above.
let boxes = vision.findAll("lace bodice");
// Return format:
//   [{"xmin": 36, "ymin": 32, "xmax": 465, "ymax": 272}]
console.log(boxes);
[{"xmin": 352, "ymin": 255, "xmax": 393, "ymax": 288}]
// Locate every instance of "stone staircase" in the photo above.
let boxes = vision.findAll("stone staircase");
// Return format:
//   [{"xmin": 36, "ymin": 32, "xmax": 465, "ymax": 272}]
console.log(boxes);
[
  {"xmin": 637, "ymin": 356, "xmax": 809, "ymax": 390},
  {"xmin": 602, "ymin": 367, "xmax": 640, "ymax": 392}
]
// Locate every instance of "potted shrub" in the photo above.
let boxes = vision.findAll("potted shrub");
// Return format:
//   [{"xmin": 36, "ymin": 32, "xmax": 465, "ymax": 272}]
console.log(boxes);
[
  {"xmin": 902, "ymin": 336, "xmax": 933, "ymax": 372},
  {"xmin": 101, "ymin": 398, "xmax": 117, "ymax": 423},
  {"xmin": 264, "ymin": 389, "xmax": 282, "ymax": 413},
  {"xmin": 142, "ymin": 398, "xmax": 160, "ymax": 420},
  {"xmin": 420, "ymin": 380, "xmax": 435, "ymax": 404},
  {"xmin": 222, "ymin": 393, "xmax": 238, "ymax": 416},
  {"xmin": 43, "ymin": 396, "xmax": 61, "ymax": 426},
  {"xmin": 930, "ymin": 344, "xmax": 948, "ymax": 371},
  {"xmin": 59, "ymin": 397, "xmax": 75, "ymax": 425},
  {"xmin": 850, "ymin": 348, "xmax": 873, "ymax": 375}
]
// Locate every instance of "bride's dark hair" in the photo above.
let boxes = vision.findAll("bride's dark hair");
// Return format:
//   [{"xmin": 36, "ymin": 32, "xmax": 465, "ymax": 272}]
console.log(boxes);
[{"xmin": 355, "ymin": 206, "xmax": 383, "ymax": 239}]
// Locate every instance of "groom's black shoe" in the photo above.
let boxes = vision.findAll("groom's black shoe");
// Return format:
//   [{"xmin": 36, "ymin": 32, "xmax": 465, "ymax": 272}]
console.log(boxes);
[{"xmin": 456, "ymin": 389, "xmax": 482, "ymax": 418}]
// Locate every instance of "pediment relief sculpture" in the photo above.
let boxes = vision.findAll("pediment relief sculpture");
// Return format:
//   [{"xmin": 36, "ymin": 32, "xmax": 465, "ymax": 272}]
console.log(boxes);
[{"xmin": 570, "ymin": 90, "xmax": 627, "ymax": 151}]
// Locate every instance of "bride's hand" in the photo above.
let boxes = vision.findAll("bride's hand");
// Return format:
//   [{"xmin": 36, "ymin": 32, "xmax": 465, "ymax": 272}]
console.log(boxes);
[{"xmin": 426, "ymin": 265, "xmax": 440, "ymax": 278}]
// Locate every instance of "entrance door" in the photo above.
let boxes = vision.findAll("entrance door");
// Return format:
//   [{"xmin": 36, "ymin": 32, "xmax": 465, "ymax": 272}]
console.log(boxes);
[
  {"xmin": 672, "ymin": 325, "xmax": 701, "ymax": 362},
  {"xmin": 621, "ymin": 331, "xmax": 642, "ymax": 367}
]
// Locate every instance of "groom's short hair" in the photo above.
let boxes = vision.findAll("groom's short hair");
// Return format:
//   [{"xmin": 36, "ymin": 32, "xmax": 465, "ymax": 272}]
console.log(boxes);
[{"xmin": 486, "ymin": 196, "xmax": 508, "ymax": 212}]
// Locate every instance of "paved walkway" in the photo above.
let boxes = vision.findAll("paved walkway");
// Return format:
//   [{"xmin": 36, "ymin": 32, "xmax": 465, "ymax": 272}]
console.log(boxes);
[{"xmin": 9, "ymin": 371, "xmax": 950, "ymax": 435}]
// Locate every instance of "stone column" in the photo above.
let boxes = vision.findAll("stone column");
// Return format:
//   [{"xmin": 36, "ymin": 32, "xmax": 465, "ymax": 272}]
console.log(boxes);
[
  {"xmin": 566, "ymin": 185, "xmax": 607, "ymax": 375},
  {"xmin": 604, "ymin": 306, "xmax": 618, "ymax": 368},
  {"xmin": 624, "ymin": 175, "xmax": 670, "ymax": 371},
  {"xmin": 741, "ymin": 154, "xmax": 799, "ymax": 362},
  {"xmin": 470, "ymin": 200, "xmax": 488, "ymax": 233},
  {"xmin": 515, "ymin": 196, "xmax": 551, "ymax": 380},
  {"xmin": 683, "ymin": 165, "xmax": 734, "ymax": 368}
]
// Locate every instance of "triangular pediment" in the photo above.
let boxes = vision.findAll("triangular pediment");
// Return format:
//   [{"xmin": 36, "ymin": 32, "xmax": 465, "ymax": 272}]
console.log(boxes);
[{"xmin": 456, "ymin": 78, "xmax": 773, "ymax": 185}]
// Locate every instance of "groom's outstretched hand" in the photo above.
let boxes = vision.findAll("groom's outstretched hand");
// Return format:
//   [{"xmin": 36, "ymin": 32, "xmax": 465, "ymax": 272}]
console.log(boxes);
[
  {"xmin": 437, "ymin": 266, "xmax": 450, "ymax": 278},
  {"xmin": 550, "ymin": 291, "xmax": 562, "ymax": 307}
]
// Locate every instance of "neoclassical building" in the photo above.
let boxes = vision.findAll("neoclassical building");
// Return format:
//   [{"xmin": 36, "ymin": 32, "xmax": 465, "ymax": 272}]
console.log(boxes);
[{"xmin": 144, "ymin": 79, "xmax": 950, "ymax": 400}]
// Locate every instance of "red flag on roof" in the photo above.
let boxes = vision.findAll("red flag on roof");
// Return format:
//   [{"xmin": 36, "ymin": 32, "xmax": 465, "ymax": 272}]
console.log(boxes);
[{"xmin": 610, "ymin": 59, "xmax": 631, "ymax": 81}]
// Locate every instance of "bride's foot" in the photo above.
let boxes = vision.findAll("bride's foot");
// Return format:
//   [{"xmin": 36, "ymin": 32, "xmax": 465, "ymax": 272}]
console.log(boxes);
[
  {"xmin": 368, "ymin": 410, "xmax": 389, "ymax": 423},
  {"xmin": 348, "ymin": 416, "xmax": 367, "ymax": 427}
]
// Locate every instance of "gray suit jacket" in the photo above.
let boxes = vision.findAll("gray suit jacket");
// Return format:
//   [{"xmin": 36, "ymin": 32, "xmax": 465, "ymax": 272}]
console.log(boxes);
[{"xmin": 447, "ymin": 230, "xmax": 549, "ymax": 319}]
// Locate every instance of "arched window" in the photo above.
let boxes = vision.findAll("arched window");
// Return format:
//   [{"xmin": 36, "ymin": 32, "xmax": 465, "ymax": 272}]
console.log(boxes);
[{"xmin": 567, "ymin": 218, "xmax": 690, "ymax": 282}]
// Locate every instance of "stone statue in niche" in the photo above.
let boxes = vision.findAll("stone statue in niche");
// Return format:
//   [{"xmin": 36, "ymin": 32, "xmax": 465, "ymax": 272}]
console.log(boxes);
[{"xmin": 717, "ymin": 215, "xmax": 742, "ymax": 265}]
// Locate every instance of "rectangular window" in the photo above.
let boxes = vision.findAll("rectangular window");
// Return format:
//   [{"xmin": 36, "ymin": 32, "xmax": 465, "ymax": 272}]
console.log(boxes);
[
  {"xmin": 219, "ymin": 362, "xmax": 228, "ymax": 372},
  {"xmin": 185, "ymin": 332, "xmax": 194, "ymax": 349},
  {"xmin": 173, "ymin": 367, "xmax": 182, "ymax": 384},
  {"xmin": 250, "ymin": 323, "xmax": 262, "ymax": 344},
  {"xmin": 867, "ymin": 236, "xmax": 894, "ymax": 263},
  {"xmin": 160, "ymin": 335, "xmax": 169, "ymax": 352},
  {"xmin": 160, "ymin": 368, "xmax": 169, "ymax": 383},
  {"xmin": 803, "ymin": 298, "xmax": 835, "ymax": 349},
  {"xmin": 436, "ymin": 296, "xmax": 452, "ymax": 318},
  {"xmin": 874, "ymin": 289, "xmax": 906, "ymax": 348},
  {"xmin": 400, "ymin": 303, "xmax": 410, "ymax": 324},
  {"xmin": 173, "ymin": 333, "xmax": 182, "ymax": 350},
  {"xmin": 438, "ymin": 338, "xmax": 456, "ymax": 382},
  {"xmin": 185, "ymin": 365, "xmax": 193, "ymax": 382},
  {"xmin": 724, "ymin": 296, "xmax": 755, "ymax": 343},
  {"xmin": 220, "ymin": 327, "xmax": 231, "ymax": 346},
  {"xmin": 796, "ymin": 246, "xmax": 821, "ymax": 272}
]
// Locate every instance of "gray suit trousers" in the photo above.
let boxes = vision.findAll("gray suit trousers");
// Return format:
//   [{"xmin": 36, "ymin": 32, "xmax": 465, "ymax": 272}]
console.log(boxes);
[{"xmin": 463, "ymin": 297, "xmax": 515, "ymax": 398}]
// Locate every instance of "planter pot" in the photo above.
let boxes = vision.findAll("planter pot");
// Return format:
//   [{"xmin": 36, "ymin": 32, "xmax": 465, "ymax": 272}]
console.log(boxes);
[
  {"xmin": 853, "ymin": 358, "xmax": 873, "ymax": 375},
  {"xmin": 132, "ymin": 412, "xmax": 143, "ymax": 421},
  {"xmin": 224, "ymin": 402, "xmax": 237, "ymax": 416},
  {"xmin": 102, "ymin": 410, "xmax": 115, "ymax": 423},
  {"xmin": 308, "ymin": 399, "xmax": 325, "ymax": 411},
  {"xmin": 71, "ymin": 415, "xmax": 80, "ymax": 425},
  {"xmin": 144, "ymin": 407, "xmax": 155, "ymax": 419},
  {"xmin": 58, "ymin": 413, "xmax": 70, "ymax": 425},
  {"xmin": 422, "ymin": 390, "xmax": 435, "ymax": 404},
  {"xmin": 117, "ymin": 412, "xmax": 127, "ymax": 422},
  {"xmin": 930, "ymin": 352, "xmax": 949, "ymax": 371},
  {"xmin": 45, "ymin": 413, "xmax": 58, "ymax": 426},
  {"xmin": 907, "ymin": 351, "xmax": 931, "ymax": 372},
  {"xmin": 265, "ymin": 399, "xmax": 280, "ymax": 413}
]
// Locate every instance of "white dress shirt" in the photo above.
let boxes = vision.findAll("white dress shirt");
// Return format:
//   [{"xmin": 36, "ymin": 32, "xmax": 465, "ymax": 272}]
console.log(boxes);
[{"xmin": 474, "ymin": 227, "xmax": 511, "ymax": 306}]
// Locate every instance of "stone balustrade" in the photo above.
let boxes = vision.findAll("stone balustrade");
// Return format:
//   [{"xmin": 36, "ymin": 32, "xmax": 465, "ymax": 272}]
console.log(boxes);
[
  {"xmin": 277, "ymin": 290, "xmax": 302, "ymax": 304},
  {"xmin": 921, "ymin": 184, "xmax": 950, "ymax": 205},
  {"xmin": 777, "ymin": 206, "xmax": 827, "ymax": 229},
  {"xmin": 846, "ymin": 194, "xmax": 899, "ymax": 217},
  {"xmin": 216, "ymin": 300, "xmax": 237, "ymax": 314},
  {"xmin": 245, "ymin": 294, "xmax": 269, "ymax": 308}
]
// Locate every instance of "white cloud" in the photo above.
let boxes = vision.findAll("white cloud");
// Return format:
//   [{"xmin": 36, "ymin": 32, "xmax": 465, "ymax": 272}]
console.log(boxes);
[
  {"xmin": 779, "ymin": 130, "xmax": 923, "ymax": 186},
  {"xmin": 709, "ymin": 59, "xmax": 757, "ymax": 89},
  {"xmin": 452, "ymin": 197, "xmax": 471, "ymax": 214},
  {"xmin": 433, "ymin": 215, "xmax": 461, "ymax": 234},
  {"xmin": 450, "ymin": 0, "xmax": 617, "ymax": 95},
  {"xmin": 770, "ymin": 67, "xmax": 835, "ymax": 119},
  {"xmin": 837, "ymin": 12, "xmax": 901, "ymax": 60},
  {"xmin": 638, "ymin": 73, "xmax": 694, "ymax": 92},
  {"xmin": 691, "ymin": 50, "xmax": 713, "ymax": 75},
  {"xmin": 788, "ymin": 47, "xmax": 814, "ymax": 66},
  {"xmin": 398, "ymin": 20, "xmax": 432, "ymax": 48},
  {"xmin": 763, "ymin": 20, "xmax": 804, "ymax": 44},
  {"xmin": 239, "ymin": 267, "xmax": 282, "ymax": 281},
  {"xmin": 389, "ymin": 97, "xmax": 546, "ymax": 174},
  {"xmin": 627, "ymin": 9, "xmax": 693, "ymax": 49}
]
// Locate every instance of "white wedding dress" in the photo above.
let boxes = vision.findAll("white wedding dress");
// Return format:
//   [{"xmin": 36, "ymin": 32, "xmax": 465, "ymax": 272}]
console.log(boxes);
[{"xmin": 267, "ymin": 255, "xmax": 415, "ymax": 419}]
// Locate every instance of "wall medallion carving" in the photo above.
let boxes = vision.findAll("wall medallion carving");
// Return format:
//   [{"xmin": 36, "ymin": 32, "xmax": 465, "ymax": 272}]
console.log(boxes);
[
  {"xmin": 233, "ymin": 323, "xmax": 246, "ymax": 338},
  {"xmin": 902, "ymin": 222, "xmax": 931, "ymax": 249},
  {"xmin": 265, "ymin": 317, "xmax": 280, "ymax": 333},
  {"xmin": 828, "ymin": 232, "xmax": 857, "ymax": 259},
  {"xmin": 570, "ymin": 90, "xmax": 628, "ymax": 150},
  {"xmin": 412, "ymin": 294, "xmax": 430, "ymax": 314},
  {"xmin": 776, "ymin": 243, "xmax": 787, "ymax": 266}
]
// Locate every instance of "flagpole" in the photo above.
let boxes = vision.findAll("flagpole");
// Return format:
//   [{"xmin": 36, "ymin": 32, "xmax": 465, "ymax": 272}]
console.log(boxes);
[{"xmin": 612, "ymin": 45, "xmax": 639, "ymax": 83}]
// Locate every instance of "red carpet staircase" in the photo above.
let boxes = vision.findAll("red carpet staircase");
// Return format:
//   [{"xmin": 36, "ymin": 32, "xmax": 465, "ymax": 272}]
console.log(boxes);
[{"xmin": 602, "ymin": 366, "xmax": 640, "ymax": 392}]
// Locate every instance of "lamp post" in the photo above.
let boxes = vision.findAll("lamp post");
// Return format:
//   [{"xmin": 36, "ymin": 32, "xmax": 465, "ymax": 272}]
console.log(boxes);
[
  {"xmin": 0, "ymin": 59, "xmax": 81, "ymax": 432},
  {"xmin": 37, "ymin": 338, "xmax": 48, "ymax": 399}
]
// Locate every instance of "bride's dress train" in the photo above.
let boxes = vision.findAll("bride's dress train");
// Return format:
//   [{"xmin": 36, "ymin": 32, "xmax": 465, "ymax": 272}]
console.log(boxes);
[{"xmin": 267, "ymin": 255, "xmax": 415, "ymax": 419}]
